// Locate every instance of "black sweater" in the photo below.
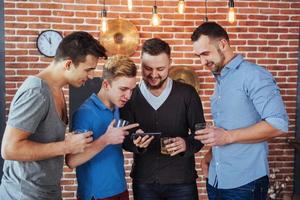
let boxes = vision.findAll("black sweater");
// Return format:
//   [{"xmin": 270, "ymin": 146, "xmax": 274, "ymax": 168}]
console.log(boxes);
[{"xmin": 121, "ymin": 81, "xmax": 205, "ymax": 184}]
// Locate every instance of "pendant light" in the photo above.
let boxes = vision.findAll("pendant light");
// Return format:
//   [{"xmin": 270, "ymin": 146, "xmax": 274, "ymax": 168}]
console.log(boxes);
[
  {"xmin": 178, "ymin": 0, "xmax": 185, "ymax": 14},
  {"xmin": 101, "ymin": 0, "xmax": 108, "ymax": 33},
  {"xmin": 228, "ymin": 0, "xmax": 236, "ymax": 23},
  {"xmin": 128, "ymin": 0, "xmax": 133, "ymax": 11},
  {"xmin": 151, "ymin": 0, "xmax": 161, "ymax": 26}
]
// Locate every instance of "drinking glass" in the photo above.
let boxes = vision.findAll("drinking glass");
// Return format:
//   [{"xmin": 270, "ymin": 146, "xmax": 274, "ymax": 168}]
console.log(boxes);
[
  {"xmin": 194, "ymin": 122, "xmax": 214, "ymax": 131},
  {"xmin": 160, "ymin": 137, "xmax": 173, "ymax": 155},
  {"xmin": 114, "ymin": 119, "xmax": 129, "ymax": 128}
]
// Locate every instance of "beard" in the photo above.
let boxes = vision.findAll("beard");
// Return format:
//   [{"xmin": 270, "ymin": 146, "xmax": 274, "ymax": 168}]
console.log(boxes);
[
  {"xmin": 211, "ymin": 48, "xmax": 225, "ymax": 75},
  {"xmin": 144, "ymin": 76, "xmax": 168, "ymax": 90}
]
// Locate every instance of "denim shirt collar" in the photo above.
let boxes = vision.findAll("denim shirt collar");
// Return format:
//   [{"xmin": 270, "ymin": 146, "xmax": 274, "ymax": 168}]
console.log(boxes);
[{"xmin": 213, "ymin": 54, "xmax": 244, "ymax": 82}]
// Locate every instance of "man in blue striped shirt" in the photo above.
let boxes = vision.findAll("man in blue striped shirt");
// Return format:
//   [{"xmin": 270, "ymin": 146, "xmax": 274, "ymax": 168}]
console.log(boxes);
[{"xmin": 191, "ymin": 22, "xmax": 288, "ymax": 200}]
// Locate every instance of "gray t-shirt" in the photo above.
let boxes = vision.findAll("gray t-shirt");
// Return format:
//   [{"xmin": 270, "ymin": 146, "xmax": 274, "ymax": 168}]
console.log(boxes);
[{"xmin": 0, "ymin": 76, "xmax": 66, "ymax": 200}]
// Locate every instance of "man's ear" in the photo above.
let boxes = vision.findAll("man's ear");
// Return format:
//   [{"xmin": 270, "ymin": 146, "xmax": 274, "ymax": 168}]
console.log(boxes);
[
  {"xmin": 219, "ymin": 39, "xmax": 228, "ymax": 51},
  {"xmin": 64, "ymin": 59, "xmax": 72, "ymax": 71},
  {"xmin": 102, "ymin": 79, "xmax": 110, "ymax": 90}
]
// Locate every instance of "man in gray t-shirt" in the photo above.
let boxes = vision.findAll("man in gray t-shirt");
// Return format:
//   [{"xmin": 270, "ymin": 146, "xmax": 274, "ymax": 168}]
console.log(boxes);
[{"xmin": 0, "ymin": 31, "xmax": 106, "ymax": 200}]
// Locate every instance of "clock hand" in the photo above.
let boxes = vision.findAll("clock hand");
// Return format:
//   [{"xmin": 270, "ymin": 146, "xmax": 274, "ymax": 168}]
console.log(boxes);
[
  {"xmin": 43, "ymin": 35, "xmax": 51, "ymax": 44},
  {"xmin": 49, "ymin": 37, "xmax": 52, "ymax": 45}
]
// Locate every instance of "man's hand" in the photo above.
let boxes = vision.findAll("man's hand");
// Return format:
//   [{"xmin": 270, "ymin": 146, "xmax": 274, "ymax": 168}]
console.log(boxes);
[
  {"xmin": 64, "ymin": 131, "xmax": 93, "ymax": 154},
  {"xmin": 195, "ymin": 127, "xmax": 231, "ymax": 146},
  {"xmin": 133, "ymin": 129, "xmax": 154, "ymax": 148},
  {"xmin": 165, "ymin": 137, "xmax": 186, "ymax": 156},
  {"xmin": 102, "ymin": 120, "xmax": 139, "ymax": 145}
]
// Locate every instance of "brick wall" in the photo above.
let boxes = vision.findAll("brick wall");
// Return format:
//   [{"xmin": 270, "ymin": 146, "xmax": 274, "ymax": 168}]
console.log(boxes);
[{"xmin": 4, "ymin": 0, "xmax": 300, "ymax": 199}]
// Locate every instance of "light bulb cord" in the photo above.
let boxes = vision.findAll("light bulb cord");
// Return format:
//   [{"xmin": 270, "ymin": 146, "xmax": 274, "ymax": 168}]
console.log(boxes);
[{"xmin": 204, "ymin": 0, "xmax": 208, "ymax": 22}]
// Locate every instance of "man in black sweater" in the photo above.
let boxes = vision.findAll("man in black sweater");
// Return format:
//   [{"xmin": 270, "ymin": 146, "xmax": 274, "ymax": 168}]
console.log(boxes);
[{"xmin": 121, "ymin": 38, "xmax": 205, "ymax": 200}]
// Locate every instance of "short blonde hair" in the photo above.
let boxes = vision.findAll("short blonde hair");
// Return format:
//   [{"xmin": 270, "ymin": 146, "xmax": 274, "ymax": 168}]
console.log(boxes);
[{"xmin": 103, "ymin": 55, "xmax": 137, "ymax": 81}]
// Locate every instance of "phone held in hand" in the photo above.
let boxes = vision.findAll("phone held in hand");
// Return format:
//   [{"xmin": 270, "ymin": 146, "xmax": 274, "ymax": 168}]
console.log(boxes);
[{"xmin": 131, "ymin": 132, "xmax": 161, "ymax": 140}]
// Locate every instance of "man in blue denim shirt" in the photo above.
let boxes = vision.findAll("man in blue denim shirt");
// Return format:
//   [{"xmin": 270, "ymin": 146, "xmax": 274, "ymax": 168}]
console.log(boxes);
[{"xmin": 191, "ymin": 22, "xmax": 288, "ymax": 200}]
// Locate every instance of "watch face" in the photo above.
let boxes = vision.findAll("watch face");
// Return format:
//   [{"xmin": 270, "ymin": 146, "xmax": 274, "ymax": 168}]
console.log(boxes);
[{"xmin": 36, "ymin": 30, "xmax": 63, "ymax": 57}]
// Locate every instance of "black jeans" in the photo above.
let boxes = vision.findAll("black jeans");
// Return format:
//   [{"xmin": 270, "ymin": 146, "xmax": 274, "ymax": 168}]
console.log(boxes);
[
  {"xmin": 206, "ymin": 176, "xmax": 269, "ymax": 200},
  {"xmin": 133, "ymin": 182, "xmax": 199, "ymax": 200}
]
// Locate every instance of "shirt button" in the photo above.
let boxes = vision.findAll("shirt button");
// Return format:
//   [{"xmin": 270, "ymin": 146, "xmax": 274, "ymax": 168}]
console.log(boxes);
[
  {"xmin": 216, "ymin": 162, "xmax": 219, "ymax": 166},
  {"xmin": 218, "ymin": 96, "xmax": 221, "ymax": 99}
]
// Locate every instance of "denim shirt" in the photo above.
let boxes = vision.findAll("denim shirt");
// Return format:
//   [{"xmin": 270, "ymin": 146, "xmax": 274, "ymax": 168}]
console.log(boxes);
[{"xmin": 208, "ymin": 54, "xmax": 288, "ymax": 189}]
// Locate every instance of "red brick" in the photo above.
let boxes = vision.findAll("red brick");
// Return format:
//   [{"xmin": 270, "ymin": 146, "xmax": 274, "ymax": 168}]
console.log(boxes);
[
  {"xmin": 280, "ymin": 34, "xmax": 299, "ymax": 40},
  {"xmin": 248, "ymin": 15, "xmax": 268, "ymax": 20},
  {"xmin": 5, "ymin": 9, "xmax": 27, "ymax": 15},
  {"xmin": 5, "ymin": 16, "xmax": 15, "ymax": 21},
  {"xmin": 29, "ymin": 23, "xmax": 51, "ymax": 29},
  {"xmin": 260, "ymin": 21, "xmax": 280, "ymax": 27},
  {"xmin": 63, "ymin": 4, "xmax": 86, "ymax": 10},
  {"xmin": 6, "ymin": 23, "xmax": 27, "ymax": 29},
  {"xmin": 238, "ymin": 47, "xmax": 257, "ymax": 52},
  {"xmin": 269, "ymin": 15, "xmax": 289, "ymax": 21},
  {"xmin": 259, "ymin": 34, "xmax": 278, "ymax": 39},
  {"xmin": 248, "ymin": 40, "xmax": 268, "ymax": 46},
  {"xmin": 260, "ymin": 9, "xmax": 280, "ymax": 15},
  {"xmin": 53, "ymin": 11, "xmax": 75, "ymax": 17},
  {"xmin": 280, "ymin": 21, "xmax": 300, "ymax": 27},
  {"xmin": 29, "ymin": 10, "xmax": 52, "ymax": 16},
  {"xmin": 53, "ymin": 24, "xmax": 74, "ymax": 30},
  {"xmin": 41, "ymin": 17, "xmax": 63, "ymax": 23},
  {"xmin": 281, "ymin": 9, "xmax": 300, "ymax": 15},
  {"xmin": 40, "ymin": 3, "xmax": 63, "ymax": 9},
  {"xmin": 249, "ymin": 2, "xmax": 269, "ymax": 8}
]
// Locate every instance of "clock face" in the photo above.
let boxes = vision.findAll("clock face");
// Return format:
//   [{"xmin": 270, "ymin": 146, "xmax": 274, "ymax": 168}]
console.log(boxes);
[{"xmin": 36, "ymin": 30, "xmax": 63, "ymax": 57}]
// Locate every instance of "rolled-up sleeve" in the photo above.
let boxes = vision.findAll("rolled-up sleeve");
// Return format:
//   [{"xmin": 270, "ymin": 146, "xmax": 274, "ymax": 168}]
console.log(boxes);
[{"xmin": 247, "ymin": 67, "xmax": 289, "ymax": 133}]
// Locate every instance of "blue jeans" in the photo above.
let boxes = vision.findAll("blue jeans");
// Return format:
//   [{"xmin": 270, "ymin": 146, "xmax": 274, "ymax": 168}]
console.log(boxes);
[
  {"xmin": 206, "ymin": 176, "xmax": 269, "ymax": 200},
  {"xmin": 132, "ymin": 182, "xmax": 199, "ymax": 200}
]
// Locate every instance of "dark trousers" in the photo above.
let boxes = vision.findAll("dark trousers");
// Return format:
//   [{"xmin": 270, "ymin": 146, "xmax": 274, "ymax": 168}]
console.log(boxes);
[
  {"xmin": 206, "ymin": 176, "xmax": 269, "ymax": 200},
  {"xmin": 132, "ymin": 182, "xmax": 199, "ymax": 200}
]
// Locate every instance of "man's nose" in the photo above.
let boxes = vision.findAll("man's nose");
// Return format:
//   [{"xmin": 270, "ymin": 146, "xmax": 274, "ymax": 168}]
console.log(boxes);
[
  {"xmin": 124, "ymin": 90, "xmax": 132, "ymax": 100},
  {"xmin": 200, "ymin": 56, "xmax": 207, "ymax": 66},
  {"xmin": 151, "ymin": 70, "xmax": 158, "ymax": 78}
]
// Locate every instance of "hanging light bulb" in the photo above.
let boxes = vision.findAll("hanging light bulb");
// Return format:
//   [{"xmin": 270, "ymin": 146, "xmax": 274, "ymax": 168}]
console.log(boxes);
[
  {"xmin": 128, "ymin": 0, "xmax": 133, "ymax": 11},
  {"xmin": 101, "ymin": 9, "xmax": 107, "ymax": 33},
  {"xmin": 101, "ymin": 0, "xmax": 108, "ymax": 33},
  {"xmin": 228, "ymin": 0, "xmax": 236, "ymax": 23},
  {"xmin": 151, "ymin": 5, "xmax": 161, "ymax": 26},
  {"xmin": 177, "ymin": 0, "xmax": 185, "ymax": 14}
]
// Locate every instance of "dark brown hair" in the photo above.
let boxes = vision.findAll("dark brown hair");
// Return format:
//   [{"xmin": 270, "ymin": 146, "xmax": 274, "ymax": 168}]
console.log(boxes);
[
  {"xmin": 141, "ymin": 38, "xmax": 171, "ymax": 57},
  {"xmin": 55, "ymin": 31, "xmax": 107, "ymax": 66},
  {"xmin": 191, "ymin": 22, "xmax": 229, "ymax": 42}
]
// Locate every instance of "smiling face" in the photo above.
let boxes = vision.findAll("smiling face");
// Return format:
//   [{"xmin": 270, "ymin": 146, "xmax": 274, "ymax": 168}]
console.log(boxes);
[
  {"xmin": 104, "ymin": 76, "xmax": 137, "ymax": 108},
  {"xmin": 66, "ymin": 54, "xmax": 99, "ymax": 87},
  {"xmin": 193, "ymin": 35, "xmax": 226, "ymax": 75},
  {"xmin": 141, "ymin": 52, "xmax": 171, "ymax": 90}
]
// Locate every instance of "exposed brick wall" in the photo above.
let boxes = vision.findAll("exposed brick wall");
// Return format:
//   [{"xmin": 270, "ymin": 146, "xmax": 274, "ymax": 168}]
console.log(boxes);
[{"xmin": 4, "ymin": 0, "xmax": 300, "ymax": 199}]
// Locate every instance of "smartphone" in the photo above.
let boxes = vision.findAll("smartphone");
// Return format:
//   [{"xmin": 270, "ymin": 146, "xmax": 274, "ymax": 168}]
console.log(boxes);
[{"xmin": 131, "ymin": 132, "xmax": 161, "ymax": 140}]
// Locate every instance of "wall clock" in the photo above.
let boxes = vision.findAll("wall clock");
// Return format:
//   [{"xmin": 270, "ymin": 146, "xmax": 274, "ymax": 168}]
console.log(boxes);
[{"xmin": 36, "ymin": 30, "xmax": 63, "ymax": 57}]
